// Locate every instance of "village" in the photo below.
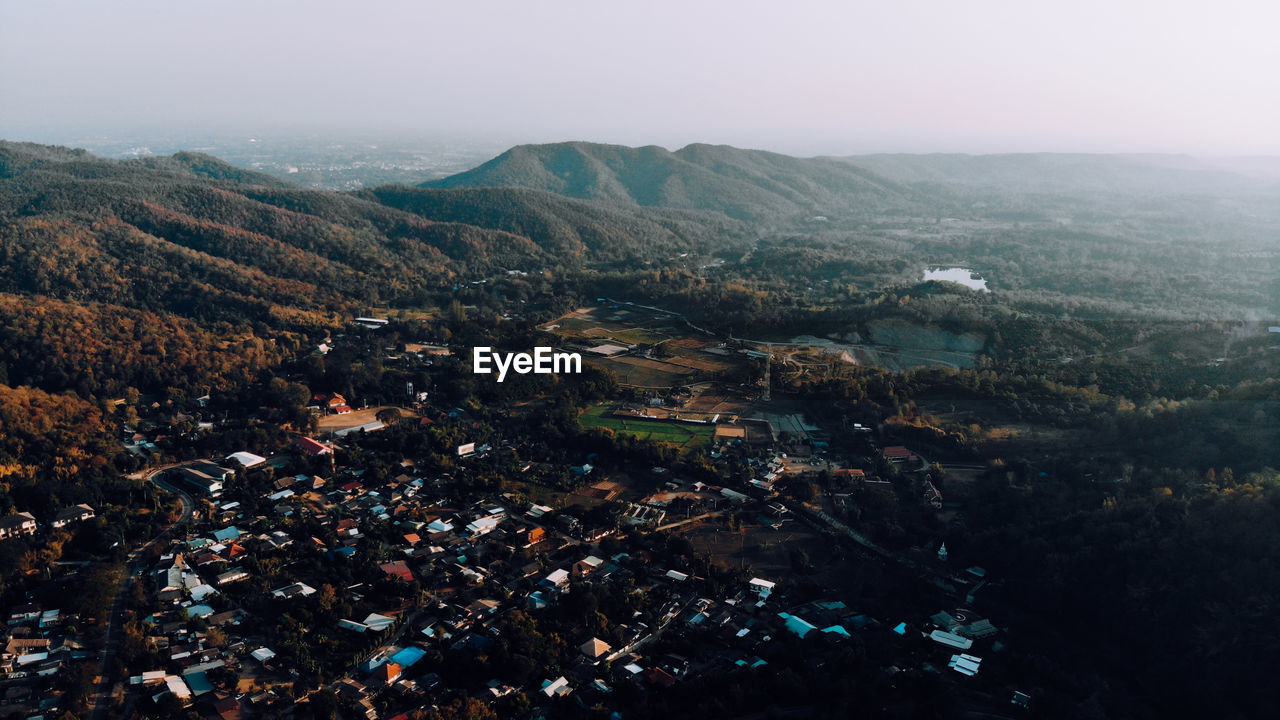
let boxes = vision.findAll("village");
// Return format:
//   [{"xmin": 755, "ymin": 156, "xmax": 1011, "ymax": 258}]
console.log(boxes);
[{"xmin": 0, "ymin": 308, "xmax": 1034, "ymax": 720}]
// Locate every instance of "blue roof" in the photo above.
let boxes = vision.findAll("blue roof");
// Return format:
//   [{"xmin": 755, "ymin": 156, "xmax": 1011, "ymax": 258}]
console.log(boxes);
[
  {"xmin": 212, "ymin": 526, "xmax": 241, "ymax": 542},
  {"xmin": 184, "ymin": 672, "xmax": 214, "ymax": 694},
  {"xmin": 186, "ymin": 604, "xmax": 214, "ymax": 619},
  {"xmin": 389, "ymin": 646, "xmax": 426, "ymax": 668},
  {"xmin": 822, "ymin": 625, "xmax": 851, "ymax": 637},
  {"xmin": 893, "ymin": 622, "xmax": 908, "ymax": 635},
  {"xmin": 329, "ymin": 546, "xmax": 357, "ymax": 559},
  {"xmin": 777, "ymin": 612, "xmax": 818, "ymax": 638}
]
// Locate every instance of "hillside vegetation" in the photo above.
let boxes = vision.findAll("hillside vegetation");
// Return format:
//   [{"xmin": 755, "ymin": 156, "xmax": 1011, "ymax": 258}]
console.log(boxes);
[{"xmin": 422, "ymin": 141, "xmax": 918, "ymax": 221}]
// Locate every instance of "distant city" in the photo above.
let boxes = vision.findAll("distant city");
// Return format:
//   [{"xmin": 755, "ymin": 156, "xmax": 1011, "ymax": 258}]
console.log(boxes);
[{"xmin": 14, "ymin": 130, "xmax": 508, "ymax": 190}]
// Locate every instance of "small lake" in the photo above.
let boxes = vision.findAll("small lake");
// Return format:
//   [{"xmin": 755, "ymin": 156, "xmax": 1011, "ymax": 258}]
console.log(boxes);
[{"xmin": 923, "ymin": 267, "xmax": 988, "ymax": 292}]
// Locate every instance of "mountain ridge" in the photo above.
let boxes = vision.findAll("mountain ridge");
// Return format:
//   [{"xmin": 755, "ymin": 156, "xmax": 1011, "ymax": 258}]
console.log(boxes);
[{"xmin": 421, "ymin": 140, "xmax": 917, "ymax": 221}]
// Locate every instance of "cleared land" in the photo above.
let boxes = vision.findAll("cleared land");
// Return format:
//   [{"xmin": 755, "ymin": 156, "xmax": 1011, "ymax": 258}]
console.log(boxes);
[
  {"xmin": 586, "ymin": 356, "xmax": 696, "ymax": 387},
  {"xmin": 317, "ymin": 406, "xmax": 415, "ymax": 432},
  {"xmin": 579, "ymin": 404, "xmax": 714, "ymax": 448}
]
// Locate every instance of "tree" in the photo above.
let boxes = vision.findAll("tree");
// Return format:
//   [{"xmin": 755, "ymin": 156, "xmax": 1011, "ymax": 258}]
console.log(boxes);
[{"xmin": 422, "ymin": 696, "xmax": 498, "ymax": 720}]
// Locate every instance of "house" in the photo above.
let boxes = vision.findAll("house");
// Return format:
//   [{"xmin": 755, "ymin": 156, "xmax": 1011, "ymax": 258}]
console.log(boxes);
[
  {"xmin": 190, "ymin": 461, "xmax": 234, "ymax": 481},
  {"xmin": 225, "ymin": 451, "xmax": 268, "ymax": 469},
  {"xmin": 748, "ymin": 577, "xmax": 775, "ymax": 600},
  {"xmin": 316, "ymin": 392, "xmax": 348, "ymax": 410},
  {"xmin": 271, "ymin": 583, "xmax": 316, "ymax": 599},
  {"xmin": 541, "ymin": 569, "xmax": 570, "ymax": 591},
  {"xmin": 373, "ymin": 662, "xmax": 402, "ymax": 685},
  {"xmin": 930, "ymin": 630, "xmax": 974, "ymax": 650},
  {"xmin": 521, "ymin": 527, "xmax": 546, "ymax": 546},
  {"xmin": 540, "ymin": 676, "xmax": 571, "ymax": 697},
  {"xmin": 958, "ymin": 618, "xmax": 998, "ymax": 639},
  {"xmin": 832, "ymin": 468, "xmax": 866, "ymax": 483},
  {"xmin": 379, "ymin": 561, "xmax": 414, "ymax": 582},
  {"xmin": 579, "ymin": 637, "xmax": 612, "ymax": 660},
  {"xmin": 154, "ymin": 557, "xmax": 186, "ymax": 593},
  {"xmin": 164, "ymin": 675, "xmax": 193, "ymax": 702},
  {"xmin": 216, "ymin": 568, "xmax": 250, "ymax": 585},
  {"xmin": 465, "ymin": 516, "xmax": 501, "ymax": 538},
  {"xmin": 948, "ymin": 653, "xmax": 982, "ymax": 676},
  {"xmin": 882, "ymin": 446, "xmax": 916, "ymax": 463},
  {"xmin": 0, "ymin": 512, "xmax": 38, "ymax": 539},
  {"xmin": 296, "ymin": 436, "xmax": 333, "ymax": 457},
  {"xmin": 174, "ymin": 467, "xmax": 223, "ymax": 496},
  {"xmin": 210, "ymin": 695, "xmax": 241, "ymax": 720},
  {"xmin": 51, "ymin": 504, "xmax": 95, "ymax": 529},
  {"xmin": 573, "ymin": 556, "xmax": 605, "ymax": 577},
  {"xmin": 643, "ymin": 667, "xmax": 677, "ymax": 688}
]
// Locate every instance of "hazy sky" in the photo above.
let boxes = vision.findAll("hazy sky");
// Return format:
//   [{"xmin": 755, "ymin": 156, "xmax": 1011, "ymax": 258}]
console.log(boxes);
[{"xmin": 3, "ymin": 0, "xmax": 1279, "ymax": 155}]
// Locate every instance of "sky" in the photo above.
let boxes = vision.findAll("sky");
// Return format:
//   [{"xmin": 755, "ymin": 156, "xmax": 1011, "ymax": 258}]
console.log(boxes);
[{"xmin": 3, "ymin": 0, "xmax": 1279, "ymax": 156}]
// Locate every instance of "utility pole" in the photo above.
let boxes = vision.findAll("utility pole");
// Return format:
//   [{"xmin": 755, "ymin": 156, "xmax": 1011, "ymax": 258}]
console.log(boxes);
[{"xmin": 762, "ymin": 353, "xmax": 771, "ymax": 402}]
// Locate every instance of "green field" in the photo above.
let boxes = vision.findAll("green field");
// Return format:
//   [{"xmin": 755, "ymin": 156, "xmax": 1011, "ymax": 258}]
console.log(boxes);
[{"xmin": 580, "ymin": 404, "xmax": 714, "ymax": 447}]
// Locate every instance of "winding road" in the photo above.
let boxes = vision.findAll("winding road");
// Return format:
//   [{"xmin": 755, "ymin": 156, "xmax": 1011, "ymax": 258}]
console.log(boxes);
[{"xmin": 87, "ymin": 467, "xmax": 194, "ymax": 720}]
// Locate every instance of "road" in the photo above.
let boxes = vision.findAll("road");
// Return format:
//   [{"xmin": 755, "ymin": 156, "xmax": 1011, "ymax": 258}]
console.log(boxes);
[
  {"xmin": 784, "ymin": 499, "xmax": 963, "ymax": 595},
  {"xmin": 87, "ymin": 467, "xmax": 194, "ymax": 720},
  {"xmin": 654, "ymin": 512, "xmax": 721, "ymax": 532}
]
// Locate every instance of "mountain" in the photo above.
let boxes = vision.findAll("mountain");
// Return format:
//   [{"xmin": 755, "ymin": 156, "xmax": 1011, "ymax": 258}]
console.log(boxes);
[
  {"xmin": 355, "ymin": 185, "xmax": 748, "ymax": 263},
  {"xmin": 0, "ymin": 140, "xmax": 746, "ymax": 399},
  {"xmin": 421, "ymin": 141, "xmax": 915, "ymax": 221},
  {"xmin": 0, "ymin": 141, "xmax": 742, "ymax": 321}
]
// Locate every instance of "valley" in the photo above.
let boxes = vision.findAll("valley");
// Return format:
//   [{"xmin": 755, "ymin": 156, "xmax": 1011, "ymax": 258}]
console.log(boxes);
[{"xmin": 0, "ymin": 138, "xmax": 1278, "ymax": 720}]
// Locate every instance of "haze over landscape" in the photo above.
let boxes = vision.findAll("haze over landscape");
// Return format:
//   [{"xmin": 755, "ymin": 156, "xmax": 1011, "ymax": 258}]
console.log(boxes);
[
  {"xmin": 3, "ymin": 3, "xmax": 1280, "ymax": 720},
  {"xmin": 4, "ymin": 0, "xmax": 1280, "ymax": 156}
]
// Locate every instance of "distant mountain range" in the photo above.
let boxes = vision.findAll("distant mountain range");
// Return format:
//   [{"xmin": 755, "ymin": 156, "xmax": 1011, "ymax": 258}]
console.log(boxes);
[
  {"xmin": 839, "ymin": 152, "xmax": 1280, "ymax": 196},
  {"xmin": 421, "ymin": 141, "xmax": 917, "ymax": 222}
]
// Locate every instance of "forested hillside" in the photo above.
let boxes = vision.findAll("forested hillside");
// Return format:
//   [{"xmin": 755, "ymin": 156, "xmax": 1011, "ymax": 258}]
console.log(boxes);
[
  {"xmin": 356, "ymin": 185, "xmax": 751, "ymax": 264},
  {"xmin": 0, "ymin": 141, "xmax": 750, "ymax": 319}
]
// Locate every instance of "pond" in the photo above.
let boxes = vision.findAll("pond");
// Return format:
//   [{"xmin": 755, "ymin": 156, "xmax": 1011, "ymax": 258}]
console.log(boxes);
[{"xmin": 923, "ymin": 267, "xmax": 988, "ymax": 292}]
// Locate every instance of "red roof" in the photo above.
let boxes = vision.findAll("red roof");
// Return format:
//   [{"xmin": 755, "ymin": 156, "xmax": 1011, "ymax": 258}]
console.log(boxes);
[
  {"xmin": 334, "ymin": 405, "xmax": 353, "ymax": 414},
  {"xmin": 883, "ymin": 446, "xmax": 912, "ymax": 458},
  {"xmin": 374, "ymin": 662, "xmax": 402, "ymax": 683},
  {"xmin": 379, "ymin": 561, "xmax": 414, "ymax": 582},
  {"xmin": 403, "ymin": 533, "xmax": 420, "ymax": 545},
  {"xmin": 644, "ymin": 667, "xmax": 677, "ymax": 687},
  {"xmin": 296, "ymin": 436, "xmax": 332, "ymax": 456}
]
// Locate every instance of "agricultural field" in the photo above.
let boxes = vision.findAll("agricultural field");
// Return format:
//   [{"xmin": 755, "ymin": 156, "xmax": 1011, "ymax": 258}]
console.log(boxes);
[
  {"xmin": 549, "ymin": 306, "xmax": 752, "ymax": 387},
  {"xmin": 587, "ymin": 355, "xmax": 697, "ymax": 387},
  {"xmin": 547, "ymin": 305, "xmax": 683, "ymax": 345},
  {"xmin": 579, "ymin": 403, "xmax": 715, "ymax": 448}
]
